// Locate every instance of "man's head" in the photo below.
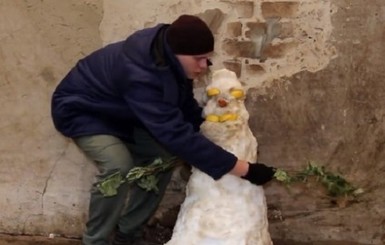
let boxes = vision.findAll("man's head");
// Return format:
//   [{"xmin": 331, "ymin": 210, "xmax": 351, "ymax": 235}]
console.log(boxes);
[{"xmin": 166, "ymin": 15, "xmax": 214, "ymax": 79}]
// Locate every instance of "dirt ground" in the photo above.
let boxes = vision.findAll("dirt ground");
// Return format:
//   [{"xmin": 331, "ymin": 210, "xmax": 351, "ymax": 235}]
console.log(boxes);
[
  {"xmin": 0, "ymin": 234, "xmax": 80, "ymax": 245},
  {"xmin": 0, "ymin": 224, "xmax": 172, "ymax": 245},
  {"xmin": 0, "ymin": 213, "xmax": 366, "ymax": 245},
  {"xmin": 0, "ymin": 234, "xmax": 367, "ymax": 245}
]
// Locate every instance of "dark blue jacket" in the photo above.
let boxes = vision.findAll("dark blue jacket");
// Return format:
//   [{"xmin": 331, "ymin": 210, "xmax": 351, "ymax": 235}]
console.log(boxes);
[{"xmin": 51, "ymin": 24, "xmax": 237, "ymax": 180}]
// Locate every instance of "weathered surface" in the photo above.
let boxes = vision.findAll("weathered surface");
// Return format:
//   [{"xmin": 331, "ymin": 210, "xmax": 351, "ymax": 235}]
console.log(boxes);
[
  {"xmin": 247, "ymin": 1, "xmax": 385, "ymax": 244},
  {"xmin": 0, "ymin": 0, "xmax": 102, "ymax": 236},
  {"xmin": 0, "ymin": 0, "xmax": 384, "ymax": 244}
]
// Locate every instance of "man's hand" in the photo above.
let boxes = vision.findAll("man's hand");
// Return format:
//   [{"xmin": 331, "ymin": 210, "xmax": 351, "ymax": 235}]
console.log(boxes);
[{"xmin": 242, "ymin": 162, "xmax": 276, "ymax": 185}]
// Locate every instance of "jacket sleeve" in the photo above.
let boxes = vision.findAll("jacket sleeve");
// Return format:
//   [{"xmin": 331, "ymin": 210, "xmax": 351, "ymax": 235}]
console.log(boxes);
[{"xmin": 121, "ymin": 77, "xmax": 237, "ymax": 180}]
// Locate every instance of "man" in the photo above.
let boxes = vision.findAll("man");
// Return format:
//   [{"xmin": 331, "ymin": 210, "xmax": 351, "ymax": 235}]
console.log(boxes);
[{"xmin": 51, "ymin": 14, "xmax": 275, "ymax": 245}]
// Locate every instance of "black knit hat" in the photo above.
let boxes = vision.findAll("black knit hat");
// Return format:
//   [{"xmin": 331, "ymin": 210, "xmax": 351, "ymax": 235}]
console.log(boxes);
[{"xmin": 166, "ymin": 15, "xmax": 214, "ymax": 55}]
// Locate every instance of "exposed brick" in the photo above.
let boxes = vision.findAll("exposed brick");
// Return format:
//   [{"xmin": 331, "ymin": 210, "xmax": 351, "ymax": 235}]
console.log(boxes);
[
  {"xmin": 223, "ymin": 59, "xmax": 242, "ymax": 77},
  {"xmin": 277, "ymin": 21, "xmax": 294, "ymax": 39},
  {"xmin": 244, "ymin": 18, "xmax": 293, "ymax": 60},
  {"xmin": 246, "ymin": 64, "xmax": 265, "ymax": 75},
  {"xmin": 261, "ymin": 2, "xmax": 299, "ymax": 18},
  {"xmin": 222, "ymin": 39, "xmax": 256, "ymax": 58},
  {"xmin": 246, "ymin": 19, "xmax": 291, "ymax": 40},
  {"xmin": 261, "ymin": 42, "xmax": 297, "ymax": 59},
  {"xmin": 233, "ymin": 1, "xmax": 255, "ymax": 18},
  {"xmin": 227, "ymin": 22, "xmax": 243, "ymax": 38},
  {"xmin": 245, "ymin": 22, "xmax": 266, "ymax": 39},
  {"xmin": 245, "ymin": 22, "xmax": 268, "ymax": 59},
  {"xmin": 265, "ymin": 17, "xmax": 282, "ymax": 38}
]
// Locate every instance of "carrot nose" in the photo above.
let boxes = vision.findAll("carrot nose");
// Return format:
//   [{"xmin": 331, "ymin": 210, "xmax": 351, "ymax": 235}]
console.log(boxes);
[{"xmin": 217, "ymin": 99, "xmax": 228, "ymax": 107}]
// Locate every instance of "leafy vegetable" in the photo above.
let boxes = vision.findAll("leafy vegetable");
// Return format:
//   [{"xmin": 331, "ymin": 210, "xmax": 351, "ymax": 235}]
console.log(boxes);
[
  {"xmin": 274, "ymin": 161, "xmax": 364, "ymax": 198},
  {"xmin": 97, "ymin": 157, "xmax": 177, "ymax": 197},
  {"xmin": 97, "ymin": 157, "xmax": 364, "ymax": 204},
  {"xmin": 97, "ymin": 171, "xmax": 125, "ymax": 197}
]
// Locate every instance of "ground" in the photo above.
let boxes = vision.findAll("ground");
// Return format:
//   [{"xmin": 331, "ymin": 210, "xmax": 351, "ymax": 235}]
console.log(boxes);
[
  {"xmin": 0, "ymin": 224, "xmax": 172, "ymax": 245},
  {"xmin": 0, "ymin": 199, "xmax": 367, "ymax": 245},
  {"xmin": 0, "ymin": 233, "xmax": 366, "ymax": 245},
  {"xmin": 0, "ymin": 206, "xmax": 365, "ymax": 245}
]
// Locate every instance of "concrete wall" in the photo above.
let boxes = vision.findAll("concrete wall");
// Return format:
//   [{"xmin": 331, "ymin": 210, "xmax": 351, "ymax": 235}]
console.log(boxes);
[
  {"xmin": 0, "ymin": 0, "xmax": 384, "ymax": 244},
  {"xmin": 0, "ymin": 0, "xmax": 102, "ymax": 237}
]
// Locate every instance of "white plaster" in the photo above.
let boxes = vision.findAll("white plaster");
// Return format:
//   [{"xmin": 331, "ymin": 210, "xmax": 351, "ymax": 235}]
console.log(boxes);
[{"xmin": 0, "ymin": 1, "xmax": 96, "ymax": 236}]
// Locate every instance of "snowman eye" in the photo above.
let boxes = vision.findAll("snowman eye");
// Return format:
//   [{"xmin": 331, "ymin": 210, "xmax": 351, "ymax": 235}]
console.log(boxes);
[
  {"xmin": 230, "ymin": 88, "xmax": 244, "ymax": 99},
  {"xmin": 206, "ymin": 88, "xmax": 220, "ymax": 97}
]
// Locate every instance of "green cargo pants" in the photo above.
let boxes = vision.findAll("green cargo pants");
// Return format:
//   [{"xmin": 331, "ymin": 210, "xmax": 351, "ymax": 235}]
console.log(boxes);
[{"xmin": 74, "ymin": 127, "xmax": 173, "ymax": 245}]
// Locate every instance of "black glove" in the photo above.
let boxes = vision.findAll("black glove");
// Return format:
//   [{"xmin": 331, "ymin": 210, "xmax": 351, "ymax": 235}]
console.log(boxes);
[{"xmin": 242, "ymin": 162, "xmax": 276, "ymax": 185}]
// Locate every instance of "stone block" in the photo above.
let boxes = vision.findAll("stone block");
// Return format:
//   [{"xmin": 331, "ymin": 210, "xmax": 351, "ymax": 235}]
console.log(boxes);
[
  {"xmin": 227, "ymin": 22, "xmax": 243, "ymax": 38},
  {"xmin": 246, "ymin": 18, "xmax": 293, "ymax": 38},
  {"xmin": 245, "ymin": 22, "xmax": 271, "ymax": 59},
  {"xmin": 222, "ymin": 39, "xmax": 256, "ymax": 58},
  {"xmin": 234, "ymin": 1, "xmax": 255, "ymax": 18},
  {"xmin": 246, "ymin": 63, "xmax": 265, "ymax": 75},
  {"xmin": 261, "ymin": 2, "xmax": 299, "ymax": 18},
  {"xmin": 261, "ymin": 42, "xmax": 297, "ymax": 59},
  {"xmin": 245, "ymin": 22, "xmax": 266, "ymax": 39},
  {"xmin": 277, "ymin": 21, "xmax": 294, "ymax": 39}
]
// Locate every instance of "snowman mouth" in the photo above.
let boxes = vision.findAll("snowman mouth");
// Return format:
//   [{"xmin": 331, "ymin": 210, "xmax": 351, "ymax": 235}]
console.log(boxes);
[{"xmin": 205, "ymin": 113, "xmax": 239, "ymax": 123}]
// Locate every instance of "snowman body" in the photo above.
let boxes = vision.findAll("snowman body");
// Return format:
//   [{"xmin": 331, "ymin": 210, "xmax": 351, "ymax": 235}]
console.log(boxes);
[{"xmin": 165, "ymin": 69, "xmax": 272, "ymax": 245}]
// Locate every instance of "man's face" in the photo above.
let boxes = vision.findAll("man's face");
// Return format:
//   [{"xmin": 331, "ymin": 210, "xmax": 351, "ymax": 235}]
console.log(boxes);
[{"xmin": 176, "ymin": 52, "xmax": 213, "ymax": 79}]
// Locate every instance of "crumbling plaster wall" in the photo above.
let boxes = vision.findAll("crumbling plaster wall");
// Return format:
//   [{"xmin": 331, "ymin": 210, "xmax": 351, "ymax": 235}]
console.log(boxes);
[
  {"xmin": 247, "ymin": 1, "xmax": 385, "ymax": 244},
  {"xmin": 0, "ymin": 0, "xmax": 384, "ymax": 244}
]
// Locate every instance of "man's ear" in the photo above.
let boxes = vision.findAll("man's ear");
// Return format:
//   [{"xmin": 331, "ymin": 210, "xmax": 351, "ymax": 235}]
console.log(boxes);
[{"xmin": 207, "ymin": 59, "xmax": 213, "ymax": 66}]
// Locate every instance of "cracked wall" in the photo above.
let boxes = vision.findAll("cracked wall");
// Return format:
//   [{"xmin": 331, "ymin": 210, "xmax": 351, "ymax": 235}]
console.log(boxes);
[
  {"xmin": 0, "ymin": 0, "xmax": 102, "ymax": 237},
  {"xmin": 0, "ymin": 0, "xmax": 384, "ymax": 244}
]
